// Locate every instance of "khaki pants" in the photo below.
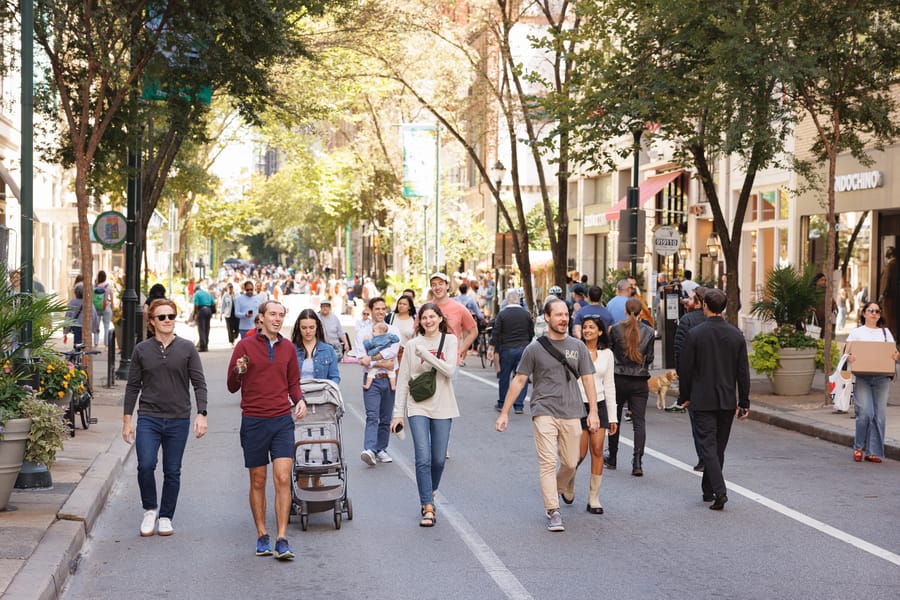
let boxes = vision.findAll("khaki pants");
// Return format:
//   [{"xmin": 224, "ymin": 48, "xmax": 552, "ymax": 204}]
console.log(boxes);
[{"xmin": 532, "ymin": 415, "xmax": 582, "ymax": 511}]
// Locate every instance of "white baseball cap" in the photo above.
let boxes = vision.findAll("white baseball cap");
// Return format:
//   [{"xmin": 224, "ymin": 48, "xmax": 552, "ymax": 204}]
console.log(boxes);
[{"xmin": 430, "ymin": 272, "xmax": 450, "ymax": 283}]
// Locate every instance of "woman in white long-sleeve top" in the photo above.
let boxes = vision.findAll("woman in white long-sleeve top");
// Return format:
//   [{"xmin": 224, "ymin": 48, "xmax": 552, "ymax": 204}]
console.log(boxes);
[
  {"xmin": 390, "ymin": 302, "xmax": 459, "ymax": 528},
  {"xmin": 561, "ymin": 315, "xmax": 618, "ymax": 513}
]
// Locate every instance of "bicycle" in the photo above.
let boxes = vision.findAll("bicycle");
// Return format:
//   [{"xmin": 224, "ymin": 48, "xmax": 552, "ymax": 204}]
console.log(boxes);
[
  {"xmin": 60, "ymin": 343, "xmax": 100, "ymax": 436},
  {"xmin": 476, "ymin": 324, "xmax": 492, "ymax": 369}
]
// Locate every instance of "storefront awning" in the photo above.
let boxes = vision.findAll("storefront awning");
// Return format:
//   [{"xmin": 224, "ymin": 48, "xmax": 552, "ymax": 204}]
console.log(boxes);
[{"xmin": 605, "ymin": 170, "xmax": 684, "ymax": 220}]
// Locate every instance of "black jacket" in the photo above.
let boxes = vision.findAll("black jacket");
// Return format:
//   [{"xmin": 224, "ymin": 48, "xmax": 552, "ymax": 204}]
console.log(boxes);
[
  {"xmin": 674, "ymin": 308, "xmax": 706, "ymax": 372},
  {"xmin": 490, "ymin": 305, "xmax": 534, "ymax": 351},
  {"xmin": 609, "ymin": 321, "xmax": 655, "ymax": 378},
  {"xmin": 678, "ymin": 316, "xmax": 750, "ymax": 411}
]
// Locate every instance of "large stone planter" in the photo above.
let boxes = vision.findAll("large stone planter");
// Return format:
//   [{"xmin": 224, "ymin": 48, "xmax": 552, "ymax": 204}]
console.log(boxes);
[
  {"xmin": 0, "ymin": 417, "xmax": 32, "ymax": 510},
  {"xmin": 771, "ymin": 347, "xmax": 817, "ymax": 395}
]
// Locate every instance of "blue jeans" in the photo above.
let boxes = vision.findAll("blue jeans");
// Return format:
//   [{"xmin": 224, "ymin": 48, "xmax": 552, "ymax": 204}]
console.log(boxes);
[
  {"xmin": 136, "ymin": 416, "xmax": 190, "ymax": 519},
  {"xmin": 498, "ymin": 346, "xmax": 528, "ymax": 410},
  {"xmin": 362, "ymin": 375, "xmax": 395, "ymax": 453},
  {"xmin": 408, "ymin": 416, "xmax": 452, "ymax": 505},
  {"xmin": 853, "ymin": 375, "xmax": 890, "ymax": 459}
]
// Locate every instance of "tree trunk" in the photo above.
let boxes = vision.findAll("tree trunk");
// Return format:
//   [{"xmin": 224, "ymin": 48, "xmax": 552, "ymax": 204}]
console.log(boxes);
[{"xmin": 75, "ymin": 162, "xmax": 95, "ymax": 379}]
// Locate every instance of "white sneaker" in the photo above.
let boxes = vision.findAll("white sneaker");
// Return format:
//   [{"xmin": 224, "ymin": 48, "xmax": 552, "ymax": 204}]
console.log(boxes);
[
  {"xmin": 140, "ymin": 509, "xmax": 158, "ymax": 537},
  {"xmin": 375, "ymin": 450, "xmax": 393, "ymax": 463},
  {"xmin": 360, "ymin": 449, "xmax": 377, "ymax": 466},
  {"xmin": 157, "ymin": 517, "xmax": 174, "ymax": 536}
]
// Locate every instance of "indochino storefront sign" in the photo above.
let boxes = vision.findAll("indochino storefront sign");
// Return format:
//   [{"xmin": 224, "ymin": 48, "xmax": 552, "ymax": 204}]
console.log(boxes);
[{"xmin": 834, "ymin": 171, "xmax": 883, "ymax": 193}]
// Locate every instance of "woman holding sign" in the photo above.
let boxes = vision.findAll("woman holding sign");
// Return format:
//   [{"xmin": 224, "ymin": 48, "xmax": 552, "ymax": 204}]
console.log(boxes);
[{"xmin": 845, "ymin": 302, "xmax": 900, "ymax": 463}]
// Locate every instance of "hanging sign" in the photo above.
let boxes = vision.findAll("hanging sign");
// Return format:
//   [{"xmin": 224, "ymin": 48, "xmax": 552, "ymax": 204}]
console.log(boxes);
[{"xmin": 654, "ymin": 225, "xmax": 680, "ymax": 256}]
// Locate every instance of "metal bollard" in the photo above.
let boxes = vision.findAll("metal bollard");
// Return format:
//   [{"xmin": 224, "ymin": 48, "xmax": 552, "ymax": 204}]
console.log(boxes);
[{"xmin": 107, "ymin": 329, "xmax": 116, "ymax": 387}]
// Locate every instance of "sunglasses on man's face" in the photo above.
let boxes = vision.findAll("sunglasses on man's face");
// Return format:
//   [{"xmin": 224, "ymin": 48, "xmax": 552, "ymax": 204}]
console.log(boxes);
[{"xmin": 155, "ymin": 313, "xmax": 177, "ymax": 322}]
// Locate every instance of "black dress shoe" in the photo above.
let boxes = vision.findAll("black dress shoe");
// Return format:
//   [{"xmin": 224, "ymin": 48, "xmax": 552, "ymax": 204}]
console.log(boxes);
[
  {"xmin": 603, "ymin": 452, "xmax": 617, "ymax": 470},
  {"xmin": 709, "ymin": 494, "xmax": 728, "ymax": 510},
  {"xmin": 693, "ymin": 462, "xmax": 705, "ymax": 472},
  {"xmin": 702, "ymin": 494, "xmax": 715, "ymax": 502}
]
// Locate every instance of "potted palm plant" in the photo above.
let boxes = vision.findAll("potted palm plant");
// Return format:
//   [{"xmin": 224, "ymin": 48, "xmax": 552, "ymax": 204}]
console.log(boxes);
[
  {"xmin": 0, "ymin": 265, "xmax": 69, "ymax": 501},
  {"xmin": 749, "ymin": 264, "xmax": 824, "ymax": 395}
]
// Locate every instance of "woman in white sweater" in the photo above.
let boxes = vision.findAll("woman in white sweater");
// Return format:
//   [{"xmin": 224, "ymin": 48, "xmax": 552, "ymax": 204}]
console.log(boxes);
[
  {"xmin": 561, "ymin": 315, "xmax": 618, "ymax": 513},
  {"xmin": 391, "ymin": 302, "xmax": 459, "ymax": 527}
]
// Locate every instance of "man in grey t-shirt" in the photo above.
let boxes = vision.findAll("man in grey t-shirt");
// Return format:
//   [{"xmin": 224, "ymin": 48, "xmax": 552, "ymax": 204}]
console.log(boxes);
[{"xmin": 496, "ymin": 298, "xmax": 600, "ymax": 532}]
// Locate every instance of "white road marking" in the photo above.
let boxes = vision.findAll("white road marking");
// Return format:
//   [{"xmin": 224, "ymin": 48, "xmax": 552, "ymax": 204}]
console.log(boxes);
[
  {"xmin": 462, "ymin": 367, "xmax": 900, "ymax": 566},
  {"xmin": 345, "ymin": 402, "xmax": 533, "ymax": 600}
]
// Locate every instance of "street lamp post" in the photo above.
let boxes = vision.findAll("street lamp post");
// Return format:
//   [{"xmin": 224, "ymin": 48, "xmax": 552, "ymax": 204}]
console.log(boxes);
[
  {"xmin": 627, "ymin": 129, "xmax": 642, "ymax": 279},
  {"xmin": 490, "ymin": 160, "xmax": 506, "ymax": 317}
]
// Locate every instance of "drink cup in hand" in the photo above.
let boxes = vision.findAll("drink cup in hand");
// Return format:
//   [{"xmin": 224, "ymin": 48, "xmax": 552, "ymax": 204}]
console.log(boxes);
[{"xmin": 237, "ymin": 354, "xmax": 249, "ymax": 374}]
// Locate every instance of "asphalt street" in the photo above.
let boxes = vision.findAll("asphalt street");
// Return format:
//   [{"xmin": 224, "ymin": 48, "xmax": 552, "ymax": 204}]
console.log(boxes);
[{"xmin": 60, "ymin": 348, "xmax": 900, "ymax": 600}]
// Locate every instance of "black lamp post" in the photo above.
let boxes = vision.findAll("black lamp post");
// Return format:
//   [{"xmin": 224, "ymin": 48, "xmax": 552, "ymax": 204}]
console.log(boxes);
[
  {"xmin": 627, "ymin": 130, "xmax": 642, "ymax": 278},
  {"xmin": 490, "ymin": 160, "xmax": 506, "ymax": 316}
]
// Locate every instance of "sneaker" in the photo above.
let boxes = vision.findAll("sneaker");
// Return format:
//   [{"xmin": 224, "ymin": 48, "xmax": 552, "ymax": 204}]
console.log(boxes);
[
  {"xmin": 256, "ymin": 534, "xmax": 273, "ymax": 556},
  {"xmin": 514, "ymin": 408, "xmax": 524, "ymax": 415},
  {"xmin": 665, "ymin": 404, "xmax": 686, "ymax": 413},
  {"xmin": 603, "ymin": 452, "xmax": 617, "ymax": 470},
  {"xmin": 157, "ymin": 517, "xmax": 174, "ymax": 536},
  {"xmin": 624, "ymin": 410, "xmax": 632, "ymax": 422},
  {"xmin": 140, "ymin": 509, "xmax": 157, "ymax": 537},
  {"xmin": 360, "ymin": 449, "xmax": 377, "ymax": 466},
  {"xmin": 546, "ymin": 509, "xmax": 565, "ymax": 532},
  {"xmin": 273, "ymin": 537, "xmax": 295, "ymax": 560},
  {"xmin": 375, "ymin": 450, "xmax": 393, "ymax": 463}
]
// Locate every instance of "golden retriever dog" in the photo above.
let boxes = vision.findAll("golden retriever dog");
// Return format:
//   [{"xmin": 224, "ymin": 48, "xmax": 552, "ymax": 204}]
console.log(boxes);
[{"xmin": 648, "ymin": 371, "xmax": 678, "ymax": 410}]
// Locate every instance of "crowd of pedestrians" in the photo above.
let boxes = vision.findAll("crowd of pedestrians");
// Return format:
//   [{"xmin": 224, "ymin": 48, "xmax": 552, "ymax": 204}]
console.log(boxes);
[{"xmin": 113, "ymin": 260, "xmax": 900, "ymax": 557}]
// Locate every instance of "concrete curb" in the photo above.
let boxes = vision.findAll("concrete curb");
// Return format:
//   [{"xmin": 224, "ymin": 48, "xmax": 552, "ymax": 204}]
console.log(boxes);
[
  {"xmin": 4, "ymin": 439, "xmax": 134, "ymax": 600},
  {"xmin": 58, "ymin": 442, "xmax": 129, "ymax": 531},
  {"xmin": 2, "ymin": 519, "xmax": 84, "ymax": 600},
  {"xmin": 750, "ymin": 402, "xmax": 900, "ymax": 461}
]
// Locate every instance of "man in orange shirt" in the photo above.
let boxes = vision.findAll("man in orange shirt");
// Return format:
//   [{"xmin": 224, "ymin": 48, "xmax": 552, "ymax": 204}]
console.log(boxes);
[{"xmin": 427, "ymin": 272, "xmax": 478, "ymax": 365}]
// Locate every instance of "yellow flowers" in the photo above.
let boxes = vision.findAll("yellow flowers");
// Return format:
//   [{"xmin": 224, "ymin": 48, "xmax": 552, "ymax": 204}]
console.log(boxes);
[{"xmin": 37, "ymin": 354, "xmax": 88, "ymax": 404}]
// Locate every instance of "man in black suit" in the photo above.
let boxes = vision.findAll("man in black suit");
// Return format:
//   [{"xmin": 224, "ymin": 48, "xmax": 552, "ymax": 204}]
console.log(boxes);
[{"xmin": 678, "ymin": 289, "xmax": 750, "ymax": 510}]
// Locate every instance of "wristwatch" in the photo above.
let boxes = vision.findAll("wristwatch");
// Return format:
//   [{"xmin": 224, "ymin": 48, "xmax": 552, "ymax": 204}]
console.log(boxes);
[{"xmin": 198, "ymin": 410, "xmax": 207, "ymax": 416}]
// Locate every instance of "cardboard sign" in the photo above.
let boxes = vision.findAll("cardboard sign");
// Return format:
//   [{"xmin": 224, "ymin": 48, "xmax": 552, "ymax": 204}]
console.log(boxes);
[{"xmin": 847, "ymin": 341, "xmax": 897, "ymax": 376}]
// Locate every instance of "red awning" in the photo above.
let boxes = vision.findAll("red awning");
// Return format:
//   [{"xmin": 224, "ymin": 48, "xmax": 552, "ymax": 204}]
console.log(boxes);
[{"xmin": 605, "ymin": 170, "xmax": 684, "ymax": 220}]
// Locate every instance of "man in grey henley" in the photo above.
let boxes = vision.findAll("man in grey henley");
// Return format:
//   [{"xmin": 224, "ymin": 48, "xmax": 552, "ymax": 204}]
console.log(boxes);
[{"xmin": 123, "ymin": 298, "xmax": 208, "ymax": 538}]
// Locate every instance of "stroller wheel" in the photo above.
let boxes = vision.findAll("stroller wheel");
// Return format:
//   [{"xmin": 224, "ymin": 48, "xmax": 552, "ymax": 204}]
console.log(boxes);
[
  {"xmin": 345, "ymin": 498, "xmax": 353, "ymax": 520},
  {"xmin": 300, "ymin": 514, "xmax": 308, "ymax": 531},
  {"xmin": 333, "ymin": 506, "xmax": 342, "ymax": 530}
]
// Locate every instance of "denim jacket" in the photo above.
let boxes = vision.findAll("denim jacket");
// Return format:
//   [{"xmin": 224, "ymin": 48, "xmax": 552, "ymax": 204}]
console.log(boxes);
[{"xmin": 295, "ymin": 341, "xmax": 341, "ymax": 383}]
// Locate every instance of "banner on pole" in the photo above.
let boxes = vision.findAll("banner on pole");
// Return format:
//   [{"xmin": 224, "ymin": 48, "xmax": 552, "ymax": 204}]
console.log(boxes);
[{"xmin": 401, "ymin": 124, "xmax": 437, "ymax": 198}]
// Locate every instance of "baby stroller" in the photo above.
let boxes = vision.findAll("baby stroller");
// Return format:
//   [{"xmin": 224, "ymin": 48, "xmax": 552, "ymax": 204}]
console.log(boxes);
[{"xmin": 291, "ymin": 379, "xmax": 352, "ymax": 530}]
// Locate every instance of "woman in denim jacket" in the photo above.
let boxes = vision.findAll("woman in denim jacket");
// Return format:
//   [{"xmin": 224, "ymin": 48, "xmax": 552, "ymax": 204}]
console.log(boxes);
[{"xmin": 291, "ymin": 308, "xmax": 340, "ymax": 384}]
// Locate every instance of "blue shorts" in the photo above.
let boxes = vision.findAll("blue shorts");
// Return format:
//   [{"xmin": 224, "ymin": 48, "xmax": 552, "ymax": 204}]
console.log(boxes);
[{"xmin": 240, "ymin": 414, "xmax": 295, "ymax": 468}]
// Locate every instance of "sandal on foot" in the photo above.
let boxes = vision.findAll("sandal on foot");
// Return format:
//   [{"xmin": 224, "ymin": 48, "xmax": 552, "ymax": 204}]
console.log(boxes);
[
  {"xmin": 586, "ymin": 504, "xmax": 604, "ymax": 515},
  {"xmin": 853, "ymin": 449, "xmax": 864, "ymax": 462},
  {"xmin": 864, "ymin": 455, "xmax": 882, "ymax": 463},
  {"xmin": 420, "ymin": 505, "xmax": 436, "ymax": 527}
]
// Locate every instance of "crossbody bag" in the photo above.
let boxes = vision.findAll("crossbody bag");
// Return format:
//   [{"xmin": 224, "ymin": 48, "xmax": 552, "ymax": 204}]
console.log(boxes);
[{"xmin": 537, "ymin": 336, "xmax": 579, "ymax": 381}]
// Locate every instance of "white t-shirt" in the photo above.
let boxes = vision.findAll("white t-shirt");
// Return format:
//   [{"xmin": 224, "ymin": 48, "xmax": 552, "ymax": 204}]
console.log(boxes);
[{"xmin": 846, "ymin": 326, "xmax": 895, "ymax": 343}]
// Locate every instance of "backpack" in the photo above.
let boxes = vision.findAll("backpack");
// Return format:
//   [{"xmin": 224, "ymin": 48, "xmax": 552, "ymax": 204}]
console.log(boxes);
[{"xmin": 93, "ymin": 285, "xmax": 108, "ymax": 311}]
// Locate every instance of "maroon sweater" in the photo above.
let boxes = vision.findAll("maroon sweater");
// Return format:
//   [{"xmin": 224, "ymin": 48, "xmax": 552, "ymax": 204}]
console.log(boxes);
[{"xmin": 227, "ymin": 332, "xmax": 303, "ymax": 418}]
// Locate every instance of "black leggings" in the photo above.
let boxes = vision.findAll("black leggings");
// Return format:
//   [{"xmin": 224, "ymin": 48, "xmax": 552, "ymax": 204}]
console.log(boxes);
[{"xmin": 606, "ymin": 375, "xmax": 648, "ymax": 459}]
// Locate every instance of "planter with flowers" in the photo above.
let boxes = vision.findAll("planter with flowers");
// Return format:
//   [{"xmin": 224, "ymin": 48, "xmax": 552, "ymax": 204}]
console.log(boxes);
[
  {"xmin": 1, "ymin": 264, "xmax": 70, "ymax": 500},
  {"xmin": 749, "ymin": 264, "xmax": 833, "ymax": 395}
]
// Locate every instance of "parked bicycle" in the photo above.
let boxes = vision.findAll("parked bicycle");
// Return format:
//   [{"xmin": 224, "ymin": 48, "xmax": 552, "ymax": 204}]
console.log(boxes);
[
  {"xmin": 476, "ymin": 323, "xmax": 493, "ymax": 369},
  {"xmin": 60, "ymin": 343, "xmax": 100, "ymax": 436}
]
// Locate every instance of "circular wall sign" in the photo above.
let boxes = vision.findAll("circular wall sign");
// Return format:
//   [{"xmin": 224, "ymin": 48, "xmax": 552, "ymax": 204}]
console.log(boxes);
[
  {"xmin": 92, "ymin": 211, "xmax": 127, "ymax": 249},
  {"xmin": 653, "ymin": 225, "xmax": 681, "ymax": 256}
]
